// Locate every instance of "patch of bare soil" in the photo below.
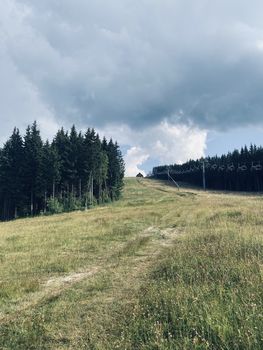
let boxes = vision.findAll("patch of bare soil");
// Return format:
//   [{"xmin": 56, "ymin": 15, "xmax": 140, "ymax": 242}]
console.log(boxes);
[
  {"xmin": 45, "ymin": 267, "xmax": 99, "ymax": 289},
  {"xmin": 0, "ymin": 225, "xmax": 181, "ymax": 325}
]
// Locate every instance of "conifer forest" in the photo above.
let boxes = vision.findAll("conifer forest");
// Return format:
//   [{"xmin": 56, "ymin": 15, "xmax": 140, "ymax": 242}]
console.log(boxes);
[
  {"xmin": 0, "ymin": 122, "xmax": 125, "ymax": 221},
  {"xmin": 153, "ymin": 145, "xmax": 263, "ymax": 192}
]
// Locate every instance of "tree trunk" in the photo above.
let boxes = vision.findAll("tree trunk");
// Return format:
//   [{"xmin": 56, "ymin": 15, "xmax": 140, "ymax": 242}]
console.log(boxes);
[
  {"xmin": 91, "ymin": 176, "xmax": 94, "ymax": 205},
  {"xmin": 52, "ymin": 181, "xmax": 55, "ymax": 199},
  {"xmin": 30, "ymin": 189, "xmax": 33, "ymax": 216},
  {"xmin": 44, "ymin": 190, "xmax": 47, "ymax": 213},
  {"xmin": 79, "ymin": 178, "xmax": 82, "ymax": 200}
]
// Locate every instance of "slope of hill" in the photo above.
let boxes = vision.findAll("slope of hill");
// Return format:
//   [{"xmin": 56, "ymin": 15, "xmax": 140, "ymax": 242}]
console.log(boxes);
[{"xmin": 0, "ymin": 179, "xmax": 263, "ymax": 349}]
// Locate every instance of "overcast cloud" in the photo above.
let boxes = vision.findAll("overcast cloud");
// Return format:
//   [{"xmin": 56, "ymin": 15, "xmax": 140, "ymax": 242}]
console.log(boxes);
[{"xmin": 1, "ymin": 0, "xmax": 263, "ymax": 174}]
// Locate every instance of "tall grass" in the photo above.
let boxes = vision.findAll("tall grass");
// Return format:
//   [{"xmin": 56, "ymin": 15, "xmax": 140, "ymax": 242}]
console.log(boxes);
[{"xmin": 112, "ymin": 232, "xmax": 263, "ymax": 349}]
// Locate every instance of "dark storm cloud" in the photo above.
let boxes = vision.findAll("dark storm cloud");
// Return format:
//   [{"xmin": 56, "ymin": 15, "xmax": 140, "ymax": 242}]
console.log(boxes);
[{"xmin": 2, "ymin": 0, "xmax": 263, "ymax": 132}]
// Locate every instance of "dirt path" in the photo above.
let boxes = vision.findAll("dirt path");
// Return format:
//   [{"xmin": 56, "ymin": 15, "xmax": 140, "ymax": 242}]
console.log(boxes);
[{"xmin": 0, "ymin": 225, "xmax": 180, "ymax": 325}]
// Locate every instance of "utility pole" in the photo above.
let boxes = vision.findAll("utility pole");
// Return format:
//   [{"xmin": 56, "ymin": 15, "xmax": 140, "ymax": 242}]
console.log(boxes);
[
  {"xmin": 202, "ymin": 161, "xmax": 206, "ymax": 191},
  {"xmin": 167, "ymin": 167, "xmax": 180, "ymax": 190}
]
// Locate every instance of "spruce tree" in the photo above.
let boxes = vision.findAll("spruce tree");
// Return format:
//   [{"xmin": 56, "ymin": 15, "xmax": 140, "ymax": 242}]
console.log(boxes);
[
  {"xmin": 53, "ymin": 128, "xmax": 71, "ymax": 195},
  {"xmin": 0, "ymin": 123, "xmax": 125, "ymax": 220},
  {"xmin": 41, "ymin": 141, "xmax": 61, "ymax": 207},
  {"xmin": 106, "ymin": 139, "xmax": 125, "ymax": 200},
  {"xmin": 22, "ymin": 122, "xmax": 43, "ymax": 215},
  {"xmin": 0, "ymin": 128, "xmax": 24, "ymax": 220}
]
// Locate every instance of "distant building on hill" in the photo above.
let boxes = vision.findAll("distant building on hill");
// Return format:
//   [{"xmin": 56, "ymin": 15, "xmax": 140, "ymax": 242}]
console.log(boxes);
[{"xmin": 136, "ymin": 173, "xmax": 144, "ymax": 178}]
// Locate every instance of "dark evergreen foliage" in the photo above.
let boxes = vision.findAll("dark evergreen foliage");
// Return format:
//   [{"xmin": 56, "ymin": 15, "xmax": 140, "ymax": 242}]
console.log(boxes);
[
  {"xmin": 0, "ymin": 123, "xmax": 125, "ymax": 221},
  {"xmin": 152, "ymin": 145, "xmax": 263, "ymax": 192}
]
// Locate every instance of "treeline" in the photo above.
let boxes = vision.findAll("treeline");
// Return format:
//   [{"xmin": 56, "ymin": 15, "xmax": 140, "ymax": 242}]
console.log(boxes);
[
  {"xmin": 152, "ymin": 144, "xmax": 263, "ymax": 192},
  {"xmin": 0, "ymin": 122, "xmax": 124, "ymax": 221}
]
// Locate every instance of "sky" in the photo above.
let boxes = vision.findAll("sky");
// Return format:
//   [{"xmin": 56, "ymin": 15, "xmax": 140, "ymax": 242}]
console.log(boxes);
[{"xmin": 1, "ymin": 0, "xmax": 263, "ymax": 176}]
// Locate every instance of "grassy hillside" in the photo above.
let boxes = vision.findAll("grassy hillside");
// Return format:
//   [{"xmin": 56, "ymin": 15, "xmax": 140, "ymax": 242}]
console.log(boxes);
[{"xmin": 0, "ymin": 179, "xmax": 263, "ymax": 349}]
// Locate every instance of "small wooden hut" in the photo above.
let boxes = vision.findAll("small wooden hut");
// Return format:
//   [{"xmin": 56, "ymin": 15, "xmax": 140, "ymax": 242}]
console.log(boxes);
[{"xmin": 136, "ymin": 173, "xmax": 144, "ymax": 178}]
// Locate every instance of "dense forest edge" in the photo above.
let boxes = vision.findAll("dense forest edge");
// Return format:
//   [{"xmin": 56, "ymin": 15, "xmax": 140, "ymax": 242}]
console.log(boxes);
[
  {"xmin": 0, "ymin": 122, "xmax": 125, "ymax": 221},
  {"xmin": 152, "ymin": 144, "xmax": 263, "ymax": 192}
]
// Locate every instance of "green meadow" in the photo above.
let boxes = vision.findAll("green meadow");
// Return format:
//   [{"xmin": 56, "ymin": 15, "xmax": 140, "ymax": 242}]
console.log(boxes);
[{"xmin": 0, "ymin": 178, "xmax": 263, "ymax": 349}]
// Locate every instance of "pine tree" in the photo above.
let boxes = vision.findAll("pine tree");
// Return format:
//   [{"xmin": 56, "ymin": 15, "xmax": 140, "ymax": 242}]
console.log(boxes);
[
  {"xmin": 0, "ymin": 123, "xmax": 125, "ymax": 220},
  {"xmin": 53, "ymin": 128, "xmax": 71, "ymax": 195},
  {"xmin": 41, "ymin": 141, "xmax": 61, "ymax": 209},
  {"xmin": 0, "ymin": 128, "xmax": 24, "ymax": 220},
  {"xmin": 22, "ymin": 122, "xmax": 43, "ymax": 215},
  {"xmin": 106, "ymin": 140, "xmax": 125, "ymax": 200},
  {"xmin": 68, "ymin": 125, "xmax": 79, "ymax": 195}
]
